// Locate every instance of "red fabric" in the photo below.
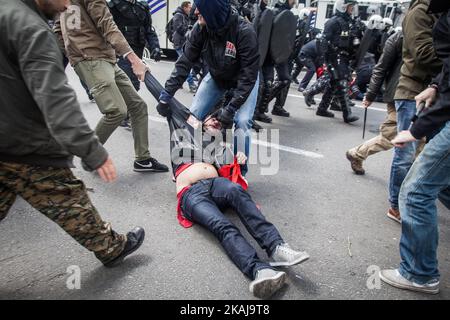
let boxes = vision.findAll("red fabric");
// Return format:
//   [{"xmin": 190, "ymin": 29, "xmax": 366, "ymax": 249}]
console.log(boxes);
[
  {"xmin": 316, "ymin": 65, "xmax": 325, "ymax": 78},
  {"xmin": 176, "ymin": 185, "xmax": 193, "ymax": 228},
  {"xmin": 175, "ymin": 163, "xmax": 195, "ymax": 228},
  {"xmin": 217, "ymin": 157, "xmax": 248, "ymax": 190}
]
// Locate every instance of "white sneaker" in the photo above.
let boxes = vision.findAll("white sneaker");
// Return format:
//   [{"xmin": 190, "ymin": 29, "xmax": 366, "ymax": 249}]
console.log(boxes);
[
  {"xmin": 249, "ymin": 269, "xmax": 287, "ymax": 299},
  {"xmin": 270, "ymin": 243, "xmax": 310, "ymax": 267},
  {"xmin": 379, "ymin": 269, "xmax": 439, "ymax": 294}
]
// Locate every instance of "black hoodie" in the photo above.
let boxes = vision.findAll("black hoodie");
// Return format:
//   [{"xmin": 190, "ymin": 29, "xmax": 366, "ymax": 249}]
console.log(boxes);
[{"xmin": 164, "ymin": 9, "xmax": 259, "ymax": 110}]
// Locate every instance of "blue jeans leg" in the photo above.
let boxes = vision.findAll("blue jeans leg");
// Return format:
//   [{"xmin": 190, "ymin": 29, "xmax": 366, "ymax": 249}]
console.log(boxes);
[
  {"xmin": 176, "ymin": 49, "xmax": 194, "ymax": 86},
  {"xmin": 388, "ymin": 100, "xmax": 419, "ymax": 209},
  {"xmin": 398, "ymin": 121, "xmax": 450, "ymax": 284},
  {"xmin": 189, "ymin": 73, "xmax": 225, "ymax": 120},
  {"xmin": 210, "ymin": 177, "xmax": 284, "ymax": 256},
  {"xmin": 234, "ymin": 74, "xmax": 259, "ymax": 175},
  {"xmin": 182, "ymin": 179, "xmax": 273, "ymax": 279}
]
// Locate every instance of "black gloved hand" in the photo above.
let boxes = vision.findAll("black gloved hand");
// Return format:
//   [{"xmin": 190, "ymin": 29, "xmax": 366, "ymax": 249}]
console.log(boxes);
[
  {"xmin": 212, "ymin": 104, "xmax": 237, "ymax": 129},
  {"xmin": 156, "ymin": 101, "xmax": 171, "ymax": 118},
  {"xmin": 151, "ymin": 48, "xmax": 161, "ymax": 62}
]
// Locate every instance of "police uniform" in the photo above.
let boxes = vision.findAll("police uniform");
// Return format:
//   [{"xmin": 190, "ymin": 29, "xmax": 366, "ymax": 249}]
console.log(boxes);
[
  {"xmin": 254, "ymin": 1, "xmax": 296, "ymax": 122},
  {"xmin": 109, "ymin": 0, "xmax": 161, "ymax": 91},
  {"xmin": 316, "ymin": 8, "xmax": 359, "ymax": 123}
]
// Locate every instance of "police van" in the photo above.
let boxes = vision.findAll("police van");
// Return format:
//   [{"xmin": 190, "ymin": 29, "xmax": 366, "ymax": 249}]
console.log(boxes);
[{"xmin": 307, "ymin": 0, "xmax": 410, "ymax": 30}]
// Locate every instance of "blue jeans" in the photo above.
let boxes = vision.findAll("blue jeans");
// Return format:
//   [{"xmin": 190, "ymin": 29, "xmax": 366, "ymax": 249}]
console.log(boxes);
[
  {"xmin": 181, "ymin": 177, "xmax": 284, "ymax": 279},
  {"xmin": 190, "ymin": 73, "xmax": 260, "ymax": 175},
  {"xmin": 176, "ymin": 49, "xmax": 194, "ymax": 86},
  {"xmin": 398, "ymin": 121, "xmax": 450, "ymax": 284},
  {"xmin": 389, "ymin": 100, "xmax": 420, "ymax": 209}
]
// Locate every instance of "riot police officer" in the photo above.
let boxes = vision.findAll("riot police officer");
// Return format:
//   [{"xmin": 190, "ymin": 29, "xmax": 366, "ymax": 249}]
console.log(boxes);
[
  {"xmin": 316, "ymin": 0, "xmax": 359, "ymax": 123},
  {"xmin": 254, "ymin": 0, "xmax": 297, "ymax": 123},
  {"xmin": 109, "ymin": 0, "xmax": 161, "ymax": 92}
]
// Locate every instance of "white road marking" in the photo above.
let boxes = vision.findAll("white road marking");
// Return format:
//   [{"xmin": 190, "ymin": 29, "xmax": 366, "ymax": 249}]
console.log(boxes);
[
  {"xmin": 147, "ymin": 115, "xmax": 324, "ymax": 159},
  {"xmin": 288, "ymin": 93, "xmax": 387, "ymax": 112},
  {"xmin": 252, "ymin": 139, "xmax": 324, "ymax": 159}
]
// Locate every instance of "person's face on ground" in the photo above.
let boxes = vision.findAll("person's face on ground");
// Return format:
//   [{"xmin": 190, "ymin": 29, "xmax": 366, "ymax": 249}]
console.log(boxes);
[
  {"xmin": 203, "ymin": 116, "xmax": 222, "ymax": 135},
  {"xmin": 36, "ymin": 0, "xmax": 70, "ymax": 19}
]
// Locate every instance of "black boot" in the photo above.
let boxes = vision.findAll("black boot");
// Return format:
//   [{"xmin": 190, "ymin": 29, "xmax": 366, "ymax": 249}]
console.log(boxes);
[
  {"xmin": 272, "ymin": 105, "xmax": 290, "ymax": 117},
  {"xmin": 255, "ymin": 111, "xmax": 273, "ymax": 123},
  {"xmin": 103, "ymin": 227, "xmax": 145, "ymax": 267},
  {"xmin": 342, "ymin": 99, "xmax": 359, "ymax": 123},
  {"xmin": 316, "ymin": 109, "xmax": 335, "ymax": 118},
  {"xmin": 303, "ymin": 89, "xmax": 316, "ymax": 106},
  {"xmin": 252, "ymin": 120, "xmax": 263, "ymax": 132},
  {"xmin": 330, "ymin": 98, "xmax": 342, "ymax": 111},
  {"xmin": 316, "ymin": 88, "xmax": 334, "ymax": 118}
]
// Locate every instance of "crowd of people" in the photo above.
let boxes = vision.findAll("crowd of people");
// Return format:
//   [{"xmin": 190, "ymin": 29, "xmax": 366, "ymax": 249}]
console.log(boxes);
[{"xmin": 0, "ymin": 0, "xmax": 449, "ymax": 299}]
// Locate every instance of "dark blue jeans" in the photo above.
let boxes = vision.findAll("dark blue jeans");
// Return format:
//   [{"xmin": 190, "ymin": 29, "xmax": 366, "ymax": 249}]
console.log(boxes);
[{"xmin": 181, "ymin": 177, "xmax": 284, "ymax": 279}]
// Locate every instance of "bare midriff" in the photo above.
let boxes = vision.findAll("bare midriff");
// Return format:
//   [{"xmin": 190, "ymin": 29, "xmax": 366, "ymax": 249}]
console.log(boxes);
[{"xmin": 176, "ymin": 162, "xmax": 218, "ymax": 194}]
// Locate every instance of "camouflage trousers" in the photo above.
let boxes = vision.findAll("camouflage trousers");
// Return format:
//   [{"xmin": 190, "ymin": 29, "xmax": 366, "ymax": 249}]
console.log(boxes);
[{"xmin": 0, "ymin": 161, "xmax": 126, "ymax": 264}]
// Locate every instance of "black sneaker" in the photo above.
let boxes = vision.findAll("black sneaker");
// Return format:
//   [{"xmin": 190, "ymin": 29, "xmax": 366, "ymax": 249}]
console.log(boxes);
[
  {"xmin": 134, "ymin": 157, "xmax": 169, "ymax": 173},
  {"xmin": 103, "ymin": 227, "xmax": 145, "ymax": 268}
]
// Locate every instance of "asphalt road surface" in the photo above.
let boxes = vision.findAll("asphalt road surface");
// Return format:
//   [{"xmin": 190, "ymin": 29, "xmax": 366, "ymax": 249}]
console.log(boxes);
[{"xmin": 1, "ymin": 60, "xmax": 449, "ymax": 300}]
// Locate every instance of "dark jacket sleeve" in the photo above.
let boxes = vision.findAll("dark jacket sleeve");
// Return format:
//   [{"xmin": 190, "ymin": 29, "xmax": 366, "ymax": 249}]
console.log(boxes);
[
  {"xmin": 13, "ymin": 20, "xmax": 108, "ymax": 170},
  {"xmin": 229, "ymin": 24, "xmax": 259, "ymax": 109},
  {"xmin": 365, "ymin": 33, "xmax": 400, "ymax": 102},
  {"xmin": 164, "ymin": 23, "xmax": 205, "ymax": 96},
  {"xmin": 410, "ymin": 90, "xmax": 450, "ymax": 139},
  {"xmin": 145, "ymin": 25, "xmax": 160, "ymax": 51}
]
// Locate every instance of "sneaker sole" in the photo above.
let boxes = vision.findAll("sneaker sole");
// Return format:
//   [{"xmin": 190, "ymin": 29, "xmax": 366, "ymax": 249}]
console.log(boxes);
[
  {"xmin": 133, "ymin": 168, "xmax": 169, "ymax": 173},
  {"xmin": 250, "ymin": 272, "xmax": 287, "ymax": 299},
  {"xmin": 379, "ymin": 272, "xmax": 439, "ymax": 295},
  {"xmin": 387, "ymin": 212, "xmax": 401, "ymax": 224},
  {"xmin": 269, "ymin": 253, "xmax": 310, "ymax": 267}
]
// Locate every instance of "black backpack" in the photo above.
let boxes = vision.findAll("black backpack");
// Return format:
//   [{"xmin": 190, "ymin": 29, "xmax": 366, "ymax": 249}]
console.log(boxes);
[{"xmin": 165, "ymin": 17, "xmax": 174, "ymax": 43}]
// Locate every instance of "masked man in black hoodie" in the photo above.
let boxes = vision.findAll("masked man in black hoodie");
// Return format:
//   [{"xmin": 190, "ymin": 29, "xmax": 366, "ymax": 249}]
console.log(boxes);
[{"xmin": 157, "ymin": 0, "xmax": 259, "ymax": 176}]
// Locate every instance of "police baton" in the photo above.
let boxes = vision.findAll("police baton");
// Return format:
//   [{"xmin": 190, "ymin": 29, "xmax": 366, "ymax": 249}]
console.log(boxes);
[
  {"xmin": 410, "ymin": 102, "xmax": 426, "ymax": 128},
  {"xmin": 362, "ymin": 107, "xmax": 368, "ymax": 139}
]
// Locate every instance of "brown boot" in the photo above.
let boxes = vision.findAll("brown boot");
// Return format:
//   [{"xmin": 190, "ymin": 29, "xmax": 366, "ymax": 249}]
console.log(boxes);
[
  {"xmin": 346, "ymin": 150, "xmax": 365, "ymax": 175},
  {"xmin": 387, "ymin": 208, "xmax": 401, "ymax": 224}
]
